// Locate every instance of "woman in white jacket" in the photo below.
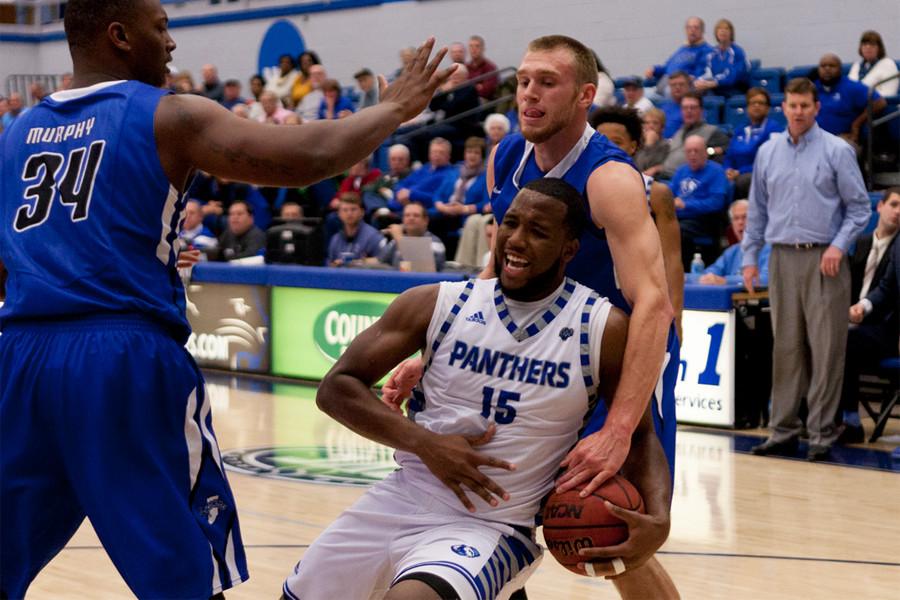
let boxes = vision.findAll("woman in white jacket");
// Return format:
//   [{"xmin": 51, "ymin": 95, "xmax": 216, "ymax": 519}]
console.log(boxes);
[{"xmin": 848, "ymin": 30, "xmax": 898, "ymax": 97}]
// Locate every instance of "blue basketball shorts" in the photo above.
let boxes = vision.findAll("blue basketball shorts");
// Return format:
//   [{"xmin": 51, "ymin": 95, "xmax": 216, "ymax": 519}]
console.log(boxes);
[
  {"xmin": 582, "ymin": 324, "xmax": 679, "ymax": 482},
  {"xmin": 0, "ymin": 315, "xmax": 248, "ymax": 599}
]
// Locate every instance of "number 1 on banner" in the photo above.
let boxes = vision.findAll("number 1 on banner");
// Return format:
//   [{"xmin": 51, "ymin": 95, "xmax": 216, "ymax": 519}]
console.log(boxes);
[{"xmin": 698, "ymin": 323, "xmax": 724, "ymax": 386}]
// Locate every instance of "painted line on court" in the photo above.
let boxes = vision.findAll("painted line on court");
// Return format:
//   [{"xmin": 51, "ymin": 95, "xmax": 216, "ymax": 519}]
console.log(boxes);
[
  {"xmin": 64, "ymin": 544, "xmax": 311, "ymax": 551},
  {"xmin": 656, "ymin": 550, "xmax": 900, "ymax": 567}
]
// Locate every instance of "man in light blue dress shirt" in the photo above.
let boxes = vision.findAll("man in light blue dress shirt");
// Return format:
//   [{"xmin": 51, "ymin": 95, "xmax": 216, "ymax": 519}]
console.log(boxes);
[{"xmin": 741, "ymin": 77, "xmax": 871, "ymax": 462}]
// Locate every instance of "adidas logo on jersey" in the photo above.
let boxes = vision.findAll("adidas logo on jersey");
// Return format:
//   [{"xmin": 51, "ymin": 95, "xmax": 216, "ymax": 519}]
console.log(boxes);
[{"xmin": 465, "ymin": 311, "xmax": 486, "ymax": 325}]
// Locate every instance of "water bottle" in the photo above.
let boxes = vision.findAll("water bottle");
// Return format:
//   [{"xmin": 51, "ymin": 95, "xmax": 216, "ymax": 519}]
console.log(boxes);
[{"xmin": 690, "ymin": 252, "xmax": 705, "ymax": 275}]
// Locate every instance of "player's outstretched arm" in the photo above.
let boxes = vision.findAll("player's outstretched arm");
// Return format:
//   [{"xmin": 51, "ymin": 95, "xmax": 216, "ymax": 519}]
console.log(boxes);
[
  {"xmin": 317, "ymin": 284, "xmax": 514, "ymax": 512},
  {"xmin": 650, "ymin": 182, "xmax": 683, "ymax": 341},
  {"xmin": 559, "ymin": 163, "xmax": 672, "ymax": 491},
  {"xmin": 155, "ymin": 39, "xmax": 454, "ymax": 191}
]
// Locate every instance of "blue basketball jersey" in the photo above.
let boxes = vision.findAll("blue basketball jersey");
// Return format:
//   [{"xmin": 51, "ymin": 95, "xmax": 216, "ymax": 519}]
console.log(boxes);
[
  {"xmin": 0, "ymin": 80, "xmax": 189, "ymax": 341},
  {"xmin": 490, "ymin": 128, "xmax": 637, "ymax": 312}
]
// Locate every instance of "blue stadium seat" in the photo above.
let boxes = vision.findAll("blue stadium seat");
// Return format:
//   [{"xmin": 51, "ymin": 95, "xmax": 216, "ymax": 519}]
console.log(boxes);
[
  {"xmin": 786, "ymin": 65, "xmax": 816, "ymax": 82},
  {"xmin": 703, "ymin": 95, "xmax": 724, "ymax": 124},
  {"xmin": 749, "ymin": 58, "xmax": 762, "ymax": 71},
  {"xmin": 725, "ymin": 103, "xmax": 749, "ymax": 130},
  {"xmin": 842, "ymin": 63, "xmax": 852, "ymax": 76},
  {"xmin": 750, "ymin": 67, "xmax": 785, "ymax": 93}
]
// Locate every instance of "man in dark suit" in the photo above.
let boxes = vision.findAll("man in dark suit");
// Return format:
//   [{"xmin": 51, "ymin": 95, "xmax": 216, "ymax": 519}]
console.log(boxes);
[{"xmin": 840, "ymin": 187, "xmax": 900, "ymax": 442}]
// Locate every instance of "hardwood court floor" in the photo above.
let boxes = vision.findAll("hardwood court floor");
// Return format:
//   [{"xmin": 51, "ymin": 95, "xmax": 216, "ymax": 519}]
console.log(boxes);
[{"xmin": 28, "ymin": 375, "xmax": 900, "ymax": 599}]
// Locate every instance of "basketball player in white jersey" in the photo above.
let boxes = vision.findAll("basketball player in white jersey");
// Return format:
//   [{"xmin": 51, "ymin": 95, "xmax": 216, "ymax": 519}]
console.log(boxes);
[{"xmin": 282, "ymin": 179, "xmax": 674, "ymax": 600}]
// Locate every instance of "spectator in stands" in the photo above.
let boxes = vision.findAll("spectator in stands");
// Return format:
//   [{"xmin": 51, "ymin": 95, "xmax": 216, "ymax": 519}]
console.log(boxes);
[
  {"xmin": 296, "ymin": 64, "xmax": 327, "ymax": 122},
  {"xmin": 391, "ymin": 46, "xmax": 417, "ymax": 82},
  {"xmin": 671, "ymin": 135, "xmax": 730, "ymax": 269},
  {"xmin": 292, "ymin": 50, "xmax": 321, "ymax": 106},
  {"xmin": 29, "ymin": 82, "xmax": 48, "ymax": 104},
  {"xmin": 1, "ymin": 93, "xmax": 28, "ymax": 129},
  {"xmin": 378, "ymin": 202, "xmax": 447, "ymax": 271},
  {"xmin": 592, "ymin": 53, "xmax": 616, "ymax": 107},
  {"xmin": 645, "ymin": 16, "xmax": 712, "ymax": 94},
  {"xmin": 419, "ymin": 63, "xmax": 481, "ymax": 160},
  {"xmin": 367, "ymin": 145, "xmax": 414, "ymax": 222},
  {"xmin": 58, "ymin": 72, "xmax": 73, "ymax": 91},
  {"xmin": 265, "ymin": 54, "xmax": 300, "ymax": 106},
  {"xmin": 327, "ymin": 193, "xmax": 386, "ymax": 266},
  {"xmin": 319, "ymin": 79, "xmax": 355, "ymax": 120},
  {"xmin": 466, "ymin": 35, "xmax": 499, "ymax": 100},
  {"xmin": 231, "ymin": 104, "xmax": 250, "ymax": 119},
  {"xmin": 220, "ymin": 79, "xmax": 246, "ymax": 110},
  {"xmin": 696, "ymin": 199, "xmax": 770, "ymax": 285},
  {"xmin": 660, "ymin": 70, "xmax": 692, "ymax": 138},
  {"xmin": 218, "ymin": 200, "xmax": 266, "ymax": 262},
  {"xmin": 848, "ymin": 30, "xmax": 899, "ymax": 97},
  {"xmin": 0, "ymin": 97, "xmax": 7, "ymax": 133},
  {"xmin": 449, "ymin": 42, "xmax": 466, "ymax": 64},
  {"xmin": 391, "ymin": 138, "xmax": 459, "ymax": 215},
  {"xmin": 484, "ymin": 113, "xmax": 511, "ymax": 152},
  {"xmin": 430, "ymin": 137, "xmax": 489, "ymax": 255},
  {"xmin": 247, "ymin": 74, "xmax": 265, "ymax": 120},
  {"xmin": 179, "ymin": 200, "xmax": 218, "ymax": 255},
  {"xmin": 354, "ymin": 68, "xmax": 378, "ymax": 110},
  {"xmin": 660, "ymin": 91, "xmax": 731, "ymax": 179},
  {"xmin": 743, "ymin": 77, "xmax": 871, "ymax": 462},
  {"xmin": 198, "ymin": 64, "xmax": 224, "ymax": 102},
  {"xmin": 842, "ymin": 188, "xmax": 900, "ymax": 443},
  {"xmin": 620, "ymin": 76, "xmax": 654, "ymax": 115},
  {"xmin": 256, "ymin": 91, "xmax": 294, "ymax": 124},
  {"xmin": 172, "ymin": 71, "xmax": 195, "ymax": 95},
  {"xmin": 332, "ymin": 158, "xmax": 383, "ymax": 212},
  {"xmin": 636, "ymin": 107, "xmax": 670, "ymax": 176},
  {"xmin": 695, "ymin": 18, "xmax": 750, "ymax": 97},
  {"xmin": 279, "ymin": 201, "xmax": 304, "ymax": 221},
  {"xmin": 723, "ymin": 87, "xmax": 783, "ymax": 199},
  {"xmin": 815, "ymin": 52, "xmax": 886, "ymax": 145},
  {"xmin": 455, "ymin": 213, "xmax": 494, "ymax": 270}
]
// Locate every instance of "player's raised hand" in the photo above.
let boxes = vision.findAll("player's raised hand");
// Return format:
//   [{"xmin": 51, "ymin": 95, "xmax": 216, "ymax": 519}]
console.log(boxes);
[
  {"xmin": 556, "ymin": 425, "xmax": 631, "ymax": 497},
  {"xmin": 378, "ymin": 38, "xmax": 456, "ymax": 122},
  {"xmin": 417, "ymin": 423, "xmax": 516, "ymax": 513},
  {"xmin": 381, "ymin": 357, "xmax": 425, "ymax": 411},
  {"xmin": 577, "ymin": 500, "xmax": 670, "ymax": 576}
]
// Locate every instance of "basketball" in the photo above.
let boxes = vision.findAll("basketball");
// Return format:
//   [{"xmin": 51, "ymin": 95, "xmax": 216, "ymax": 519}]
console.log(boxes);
[{"xmin": 541, "ymin": 475, "xmax": 645, "ymax": 575}]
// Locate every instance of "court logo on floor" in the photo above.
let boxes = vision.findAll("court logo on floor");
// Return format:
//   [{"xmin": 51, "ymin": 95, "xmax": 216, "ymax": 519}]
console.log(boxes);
[{"xmin": 221, "ymin": 445, "xmax": 396, "ymax": 487}]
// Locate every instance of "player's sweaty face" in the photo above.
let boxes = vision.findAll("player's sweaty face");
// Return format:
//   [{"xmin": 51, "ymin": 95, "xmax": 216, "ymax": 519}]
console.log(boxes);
[
  {"xmin": 129, "ymin": 0, "xmax": 176, "ymax": 88},
  {"xmin": 516, "ymin": 50, "xmax": 581, "ymax": 144},
  {"xmin": 495, "ymin": 192, "xmax": 571, "ymax": 300}
]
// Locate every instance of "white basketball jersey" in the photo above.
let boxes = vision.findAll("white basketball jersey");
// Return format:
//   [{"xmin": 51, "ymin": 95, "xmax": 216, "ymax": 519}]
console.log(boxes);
[{"xmin": 395, "ymin": 277, "xmax": 612, "ymax": 526}]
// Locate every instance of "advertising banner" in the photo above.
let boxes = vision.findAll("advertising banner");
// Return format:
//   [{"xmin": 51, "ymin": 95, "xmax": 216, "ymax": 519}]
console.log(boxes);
[
  {"xmin": 271, "ymin": 287, "xmax": 395, "ymax": 380},
  {"xmin": 675, "ymin": 309, "xmax": 736, "ymax": 426},
  {"xmin": 184, "ymin": 282, "xmax": 270, "ymax": 373}
]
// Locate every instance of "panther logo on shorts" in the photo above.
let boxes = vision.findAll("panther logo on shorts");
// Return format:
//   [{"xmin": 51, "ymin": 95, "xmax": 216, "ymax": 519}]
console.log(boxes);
[
  {"xmin": 201, "ymin": 495, "xmax": 228, "ymax": 525},
  {"xmin": 451, "ymin": 544, "xmax": 480, "ymax": 558}
]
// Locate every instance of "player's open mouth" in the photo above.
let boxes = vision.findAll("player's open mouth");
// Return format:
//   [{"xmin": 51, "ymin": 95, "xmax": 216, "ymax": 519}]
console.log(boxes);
[
  {"xmin": 522, "ymin": 108, "xmax": 545, "ymax": 119},
  {"xmin": 504, "ymin": 253, "xmax": 530, "ymax": 274}
]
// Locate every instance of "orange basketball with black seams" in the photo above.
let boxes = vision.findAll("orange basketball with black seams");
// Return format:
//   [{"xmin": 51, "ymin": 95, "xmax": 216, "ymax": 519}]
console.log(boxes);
[{"xmin": 541, "ymin": 474, "xmax": 645, "ymax": 576}]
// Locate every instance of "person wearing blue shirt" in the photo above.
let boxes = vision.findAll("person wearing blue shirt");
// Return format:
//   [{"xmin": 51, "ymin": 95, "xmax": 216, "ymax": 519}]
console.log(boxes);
[
  {"xmin": 326, "ymin": 193, "xmax": 386, "ymax": 265},
  {"xmin": 318, "ymin": 78, "xmax": 356, "ymax": 120},
  {"xmin": 389, "ymin": 138, "xmax": 459, "ymax": 212},
  {"xmin": 659, "ymin": 71, "xmax": 691, "ymax": 139},
  {"xmin": 742, "ymin": 78, "xmax": 872, "ymax": 462},
  {"xmin": 670, "ymin": 135, "xmax": 730, "ymax": 270},
  {"xmin": 695, "ymin": 19, "xmax": 750, "ymax": 98},
  {"xmin": 645, "ymin": 16, "xmax": 713, "ymax": 86},
  {"xmin": 723, "ymin": 87, "xmax": 784, "ymax": 199},
  {"xmin": 814, "ymin": 53, "xmax": 885, "ymax": 143},
  {"xmin": 693, "ymin": 200, "xmax": 771, "ymax": 285}
]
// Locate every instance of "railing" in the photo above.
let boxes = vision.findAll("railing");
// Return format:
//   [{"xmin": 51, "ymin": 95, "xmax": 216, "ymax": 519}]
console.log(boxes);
[
  {"xmin": 4, "ymin": 72, "xmax": 60, "ymax": 104},
  {"xmin": 865, "ymin": 71, "xmax": 900, "ymax": 190},
  {"xmin": 391, "ymin": 66, "xmax": 516, "ymax": 144}
]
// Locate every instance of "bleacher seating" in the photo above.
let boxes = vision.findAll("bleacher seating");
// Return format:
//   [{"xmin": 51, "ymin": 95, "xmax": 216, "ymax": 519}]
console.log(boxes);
[
  {"xmin": 703, "ymin": 95, "xmax": 724, "ymax": 124},
  {"xmin": 786, "ymin": 65, "xmax": 816, "ymax": 82},
  {"xmin": 750, "ymin": 67, "xmax": 785, "ymax": 93}
]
